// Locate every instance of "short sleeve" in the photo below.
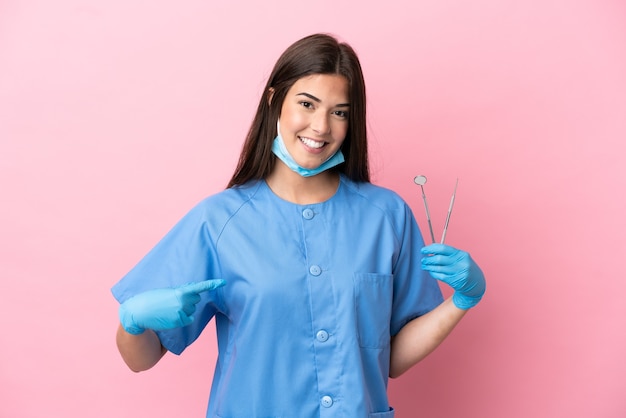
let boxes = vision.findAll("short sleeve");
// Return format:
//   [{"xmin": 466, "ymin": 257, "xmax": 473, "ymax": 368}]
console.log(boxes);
[
  {"xmin": 111, "ymin": 201, "xmax": 223, "ymax": 354},
  {"xmin": 389, "ymin": 203, "xmax": 444, "ymax": 336}
]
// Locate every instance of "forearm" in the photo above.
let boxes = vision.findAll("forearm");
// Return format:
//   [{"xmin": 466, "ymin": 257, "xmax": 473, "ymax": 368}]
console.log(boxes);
[
  {"xmin": 389, "ymin": 297, "xmax": 466, "ymax": 378},
  {"xmin": 116, "ymin": 323, "xmax": 167, "ymax": 372}
]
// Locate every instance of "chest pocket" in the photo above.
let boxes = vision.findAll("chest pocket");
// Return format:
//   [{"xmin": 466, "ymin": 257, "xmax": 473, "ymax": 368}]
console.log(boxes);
[{"xmin": 354, "ymin": 273, "xmax": 394, "ymax": 349}]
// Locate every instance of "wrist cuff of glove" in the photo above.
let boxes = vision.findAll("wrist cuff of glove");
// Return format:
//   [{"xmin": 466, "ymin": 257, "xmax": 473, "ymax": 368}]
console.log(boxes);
[
  {"xmin": 452, "ymin": 292, "xmax": 483, "ymax": 310},
  {"xmin": 119, "ymin": 304, "xmax": 146, "ymax": 335},
  {"xmin": 122, "ymin": 324, "xmax": 146, "ymax": 335}
]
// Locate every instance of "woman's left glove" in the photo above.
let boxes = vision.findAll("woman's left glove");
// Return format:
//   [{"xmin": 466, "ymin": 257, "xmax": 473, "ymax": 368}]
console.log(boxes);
[{"xmin": 421, "ymin": 243, "xmax": 486, "ymax": 310}]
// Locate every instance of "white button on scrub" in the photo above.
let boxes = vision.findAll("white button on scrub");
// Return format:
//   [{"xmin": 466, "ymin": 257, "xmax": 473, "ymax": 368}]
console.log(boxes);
[
  {"xmin": 321, "ymin": 395, "xmax": 333, "ymax": 408},
  {"xmin": 302, "ymin": 208, "xmax": 315, "ymax": 220},
  {"xmin": 309, "ymin": 265, "xmax": 321, "ymax": 276},
  {"xmin": 316, "ymin": 330, "xmax": 329, "ymax": 342}
]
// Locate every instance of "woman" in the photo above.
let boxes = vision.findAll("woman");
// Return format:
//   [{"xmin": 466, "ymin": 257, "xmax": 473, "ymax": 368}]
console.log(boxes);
[{"xmin": 112, "ymin": 33, "xmax": 485, "ymax": 417}]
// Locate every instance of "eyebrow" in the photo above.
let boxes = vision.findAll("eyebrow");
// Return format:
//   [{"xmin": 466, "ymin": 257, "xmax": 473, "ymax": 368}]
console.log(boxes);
[{"xmin": 296, "ymin": 92, "xmax": 350, "ymax": 107}]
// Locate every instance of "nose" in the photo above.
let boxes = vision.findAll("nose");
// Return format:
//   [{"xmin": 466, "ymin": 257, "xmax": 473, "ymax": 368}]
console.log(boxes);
[{"xmin": 310, "ymin": 112, "xmax": 330, "ymax": 135}]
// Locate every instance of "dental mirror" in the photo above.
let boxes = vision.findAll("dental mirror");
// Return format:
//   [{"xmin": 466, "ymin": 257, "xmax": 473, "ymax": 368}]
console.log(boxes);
[
  {"xmin": 413, "ymin": 175, "xmax": 427, "ymax": 186},
  {"xmin": 413, "ymin": 175, "xmax": 436, "ymax": 243}
]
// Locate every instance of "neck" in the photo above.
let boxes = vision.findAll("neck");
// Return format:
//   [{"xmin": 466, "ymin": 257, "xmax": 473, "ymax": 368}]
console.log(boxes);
[{"xmin": 266, "ymin": 161, "xmax": 340, "ymax": 205}]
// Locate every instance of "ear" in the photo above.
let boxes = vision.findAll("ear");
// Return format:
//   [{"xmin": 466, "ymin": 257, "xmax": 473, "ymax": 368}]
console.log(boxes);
[{"xmin": 267, "ymin": 87, "xmax": 275, "ymax": 106}]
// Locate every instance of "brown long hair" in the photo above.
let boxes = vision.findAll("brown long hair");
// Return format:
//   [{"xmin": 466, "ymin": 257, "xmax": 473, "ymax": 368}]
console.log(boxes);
[{"xmin": 227, "ymin": 33, "xmax": 369, "ymax": 188}]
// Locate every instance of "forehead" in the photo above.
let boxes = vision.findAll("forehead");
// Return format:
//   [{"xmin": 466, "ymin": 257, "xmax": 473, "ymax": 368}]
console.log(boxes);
[{"xmin": 288, "ymin": 74, "xmax": 349, "ymax": 103}]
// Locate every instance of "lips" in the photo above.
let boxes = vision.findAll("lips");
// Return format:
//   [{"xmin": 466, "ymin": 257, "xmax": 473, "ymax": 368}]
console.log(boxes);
[{"xmin": 299, "ymin": 136, "xmax": 326, "ymax": 149}]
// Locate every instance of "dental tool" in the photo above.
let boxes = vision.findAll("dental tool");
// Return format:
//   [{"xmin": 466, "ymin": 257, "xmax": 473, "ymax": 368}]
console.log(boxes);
[
  {"xmin": 413, "ymin": 175, "xmax": 436, "ymax": 244},
  {"xmin": 440, "ymin": 178, "xmax": 458, "ymax": 244},
  {"xmin": 413, "ymin": 176, "xmax": 459, "ymax": 244}
]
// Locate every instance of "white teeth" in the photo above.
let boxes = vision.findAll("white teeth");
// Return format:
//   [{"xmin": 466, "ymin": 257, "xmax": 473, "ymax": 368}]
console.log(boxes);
[{"xmin": 300, "ymin": 137, "xmax": 324, "ymax": 149}]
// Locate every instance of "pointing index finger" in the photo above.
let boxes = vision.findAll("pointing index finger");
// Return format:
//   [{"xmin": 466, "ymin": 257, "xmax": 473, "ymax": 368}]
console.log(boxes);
[{"xmin": 181, "ymin": 279, "xmax": 226, "ymax": 295}]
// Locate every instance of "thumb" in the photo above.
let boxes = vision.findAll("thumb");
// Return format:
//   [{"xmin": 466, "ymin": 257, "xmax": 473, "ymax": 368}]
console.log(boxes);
[
  {"xmin": 421, "ymin": 243, "xmax": 458, "ymax": 256},
  {"xmin": 180, "ymin": 279, "xmax": 226, "ymax": 295}
]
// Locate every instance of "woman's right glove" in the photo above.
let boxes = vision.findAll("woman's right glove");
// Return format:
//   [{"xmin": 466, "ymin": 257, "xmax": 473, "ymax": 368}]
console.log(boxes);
[{"xmin": 119, "ymin": 279, "xmax": 226, "ymax": 335}]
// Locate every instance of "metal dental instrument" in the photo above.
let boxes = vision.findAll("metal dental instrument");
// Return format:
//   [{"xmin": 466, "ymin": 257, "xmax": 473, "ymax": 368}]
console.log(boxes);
[
  {"xmin": 413, "ymin": 175, "xmax": 436, "ymax": 244},
  {"xmin": 440, "ymin": 178, "xmax": 458, "ymax": 244}
]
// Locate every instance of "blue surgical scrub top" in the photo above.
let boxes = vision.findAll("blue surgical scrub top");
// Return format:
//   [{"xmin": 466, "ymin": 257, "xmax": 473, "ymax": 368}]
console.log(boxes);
[{"xmin": 112, "ymin": 175, "xmax": 443, "ymax": 418}]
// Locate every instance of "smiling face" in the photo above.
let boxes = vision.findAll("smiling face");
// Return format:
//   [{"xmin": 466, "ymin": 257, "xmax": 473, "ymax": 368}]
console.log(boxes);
[{"xmin": 277, "ymin": 74, "xmax": 350, "ymax": 170}]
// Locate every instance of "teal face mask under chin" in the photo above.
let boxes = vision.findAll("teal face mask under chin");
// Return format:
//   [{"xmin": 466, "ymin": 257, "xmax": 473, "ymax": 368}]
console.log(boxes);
[{"xmin": 271, "ymin": 121, "xmax": 345, "ymax": 177}]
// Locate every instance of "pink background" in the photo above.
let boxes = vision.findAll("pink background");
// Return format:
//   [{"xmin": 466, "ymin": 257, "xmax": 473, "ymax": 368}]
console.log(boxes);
[{"xmin": 1, "ymin": 1, "xmax": 625, "ymax": 417}]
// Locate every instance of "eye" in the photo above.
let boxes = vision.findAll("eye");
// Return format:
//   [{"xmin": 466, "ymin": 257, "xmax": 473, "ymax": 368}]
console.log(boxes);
[
  {"xmin": 299, "ymin": 101, "xmax": 314, "ymax": 109},
  {"xmin": 333, "ymin": 110, "xmax": 349, "ymax": 119}
]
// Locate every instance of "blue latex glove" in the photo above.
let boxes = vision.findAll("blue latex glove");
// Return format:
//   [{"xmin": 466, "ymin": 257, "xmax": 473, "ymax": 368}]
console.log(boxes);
[
  {"xmin": 119, "ymin": 279, "xmax": 226, "ymax": 335},
  {"xmin": 421, "ymin": 244, "xmax": 485, "ymax": 309}
]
